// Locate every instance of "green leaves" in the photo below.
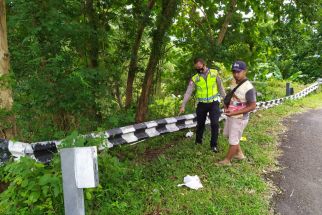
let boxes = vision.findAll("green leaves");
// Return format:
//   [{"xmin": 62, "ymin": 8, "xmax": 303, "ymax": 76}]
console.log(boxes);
[
  {"xmin": 27, "ymin": 192, "xmax": 40, "ymax": 204},
  {"xmin": 5, "ymin": 0, "xmax": 319, "ymax": 143},
  {"xmin": 0, "ymin": 156, "xmax": 63, "ymax": 214},
  {"xmin": 60, "ymin": 131, "xmax": 86, "ymax": 148}
]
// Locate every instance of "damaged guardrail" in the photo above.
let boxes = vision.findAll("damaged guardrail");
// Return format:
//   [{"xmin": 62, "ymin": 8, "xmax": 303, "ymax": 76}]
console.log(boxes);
[{"xmin": 0, "ymin": 81, "xmax": 321, "ymax": 164}]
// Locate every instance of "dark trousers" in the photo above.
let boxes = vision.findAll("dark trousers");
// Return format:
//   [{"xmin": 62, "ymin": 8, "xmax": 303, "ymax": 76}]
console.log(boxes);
[{"xmin": 196, "ymin": 101, "xmax": 221, "ymax": 147}]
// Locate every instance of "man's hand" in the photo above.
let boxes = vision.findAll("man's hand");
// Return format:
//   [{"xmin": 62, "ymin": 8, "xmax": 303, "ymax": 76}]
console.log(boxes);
[
  {"xmin": 179, "ymin": 106, "xmax": 185, "ymax": 115},
  {"xmin": 224, "ymin": 108, "xmax": 233, "ymax": 116},
  {"xmin": 223, "ymin": 105, "xmax": 228, "ymax": 113},
  {"xmin": 225, "ymin": 111, "xmax": 234, "ymax": 117}
]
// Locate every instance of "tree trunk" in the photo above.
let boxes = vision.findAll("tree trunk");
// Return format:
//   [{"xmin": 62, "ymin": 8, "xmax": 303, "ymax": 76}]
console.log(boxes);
[
  {"xmin": 135, "ymin": 0, "xmax": 179, "ymax": 122},
  {"xmin": 155, "ymin": 65, "xmax": 162, "ymax": 98},
  {"xmin": 114, "ymin": 81, "xmax": 123, "ymax": 109},
  {"xmin": 0, "ymin": 0, "xmax": 15, "ymax": 139},
  {"xmin": 86, "ymin": 0, "xmax": 99, "ymax": 68},
  {"xmin": 125, "ymin": 0, "xmax": 155, "ymax": 108},
  {"xmin": 217, "ymin": 0, "xmax": 237, "ymax": 45}
]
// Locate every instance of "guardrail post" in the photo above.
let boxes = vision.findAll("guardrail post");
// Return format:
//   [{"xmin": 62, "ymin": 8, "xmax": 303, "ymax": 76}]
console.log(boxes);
[
  {"xmin": 60, "ymin": 146, "xmax": 99, "ymax": 215},
  {"xmin": 286, "ymin": 83, "xmax": 291, "ymax": 96},
  {"xmin": 318, "ymin": 78, "xmax": 322, "ymax": 84}
]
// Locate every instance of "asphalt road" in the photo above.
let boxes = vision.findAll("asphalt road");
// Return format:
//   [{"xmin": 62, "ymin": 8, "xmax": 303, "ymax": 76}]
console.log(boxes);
[{"xmin": 273, "ymin": 108, "xmax": 322, "ymax": 215}]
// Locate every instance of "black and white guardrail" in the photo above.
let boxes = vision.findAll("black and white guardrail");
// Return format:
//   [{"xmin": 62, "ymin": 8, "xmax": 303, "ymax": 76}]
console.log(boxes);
[{"xmin": 0, "ymin": 81, "xmax": 321, "ymax": 164}]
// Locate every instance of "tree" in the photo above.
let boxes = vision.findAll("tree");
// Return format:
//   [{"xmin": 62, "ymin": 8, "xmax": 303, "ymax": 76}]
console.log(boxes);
[
  {"xmin": 217, "ymin": 0, "xmax": 237, "ymax": 45},
  {"xmin": 0, "ymin": 0, "xmax": 15, "ymax": 138},
  {"xmin": 135, "ymin": 0, "xmax": 180, "ymax": 122},
  {"xmin": 125, "ymin": 0, "xmax": 155, "ymax": 108},
  {"xmin": 85, "ymin": 0, "xmax": 99, "ymax": 68}
]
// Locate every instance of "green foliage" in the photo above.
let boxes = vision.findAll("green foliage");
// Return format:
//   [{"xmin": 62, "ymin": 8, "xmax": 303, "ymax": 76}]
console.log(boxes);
[
  {"xmin": 1, "ymin": 87, "xmax": 321, "ymax": 215},
  {"xmin": 103, "ymin": 110, "xmax": 135, "ymax": 129},
  {"xmin": 149, "ymin": 94, "xmax": 182, "ymax": 119},
  {"xmin": 57, "ymin": 130, "xmax": 110, "ymax": 150},
  {"xmin": 58, "ymin": 131, "xmax": 87, "ymax": 148},
  {"xmin": 0, "ymin": 109, "xmax": 14, "ymax": 132},
  {"xmin": 95, "ymin": 97, "xmax": 136, "ymax": 129},
  {"xmin": 253, "ymin": 80, "xmax": 305, "ymax": 101},
  {"xmin": 3, "ymin": 0, "xmax": 320, "ymax": 143},
  {"xmin": 0, "ymin": 156, "xmax": 63, "ymax": 215},
  {"xmin": 85, "ymin": 152, "xmax": 148, "ymax": 215},
  {"xmin": 90, "ymin": 90, "xmax": 321, "ymax": 214},
  {"xmin": 2, "ymin": 0, "xmax": 322, "ymax": 213}
]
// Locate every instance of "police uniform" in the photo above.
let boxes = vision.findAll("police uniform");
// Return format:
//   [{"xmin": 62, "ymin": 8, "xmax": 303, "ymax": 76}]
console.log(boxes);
[{"xmin": 181, "ymin": 68, "xmax": 225, "ymax": 151}]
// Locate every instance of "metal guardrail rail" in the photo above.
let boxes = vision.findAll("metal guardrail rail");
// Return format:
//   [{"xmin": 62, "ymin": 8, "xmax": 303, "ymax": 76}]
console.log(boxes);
[{"xmin": 0, "ymin": 81, "xmax": 321, "ymax": 164}]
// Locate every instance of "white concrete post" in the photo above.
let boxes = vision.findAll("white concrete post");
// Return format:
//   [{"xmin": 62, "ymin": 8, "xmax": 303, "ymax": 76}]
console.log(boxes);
[
  {"xmin": 60, "ymin": 146, "xmax": 99, "ymax": 215},
  {"xmin": 318, "ymin": 78, "xmax": 322, "ymax": 84}
]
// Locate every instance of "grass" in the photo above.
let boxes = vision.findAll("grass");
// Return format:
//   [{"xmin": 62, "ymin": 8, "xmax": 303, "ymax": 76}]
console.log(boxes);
[
  {"xmin": 1, "ymin": 85, "xmax": 321, "ymax": 215},
  {"xmin": 252, "ymin": 79, "xmax": 307, "ymax": 101},
  {"xmin": 85, "ymin": 87, "xmax": 322, "ymax": 214}
]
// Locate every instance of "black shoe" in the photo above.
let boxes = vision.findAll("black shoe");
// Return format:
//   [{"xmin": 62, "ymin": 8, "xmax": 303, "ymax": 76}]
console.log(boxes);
[
  {"xmin": 211, "ymin": 147, "xmax": 219, "ymax": 153},
  {"xmin": 195, "ymin": 141, "xmax": 203, "ymax": 145}
]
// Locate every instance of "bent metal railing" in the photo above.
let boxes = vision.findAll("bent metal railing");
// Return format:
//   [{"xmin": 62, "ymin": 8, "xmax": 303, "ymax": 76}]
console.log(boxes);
[{"xmin": 0, "ymin": 80, "xmax": 321, "ymax": 164}]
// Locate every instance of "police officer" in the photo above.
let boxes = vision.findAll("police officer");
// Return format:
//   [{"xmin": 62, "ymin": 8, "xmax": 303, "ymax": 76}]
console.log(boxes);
[{"xmin": 179, "ymin": 58, "xmax": 226, "ymax": 152}]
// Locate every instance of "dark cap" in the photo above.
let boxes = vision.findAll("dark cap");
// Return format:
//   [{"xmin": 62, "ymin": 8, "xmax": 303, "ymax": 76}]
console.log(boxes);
[{"xmin": 232, "ymin": 61, "xmax": 247, "ymax": 72}]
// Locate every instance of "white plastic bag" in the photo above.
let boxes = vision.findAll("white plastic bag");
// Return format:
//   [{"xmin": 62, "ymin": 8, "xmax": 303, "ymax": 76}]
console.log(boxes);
[
  {"xmin": 185, "ymin": 131, "xmax": 194, "ymax": 138},
  {"xmin": 177, "ymin": 175, "xmax": 203, "ymax": 190}
]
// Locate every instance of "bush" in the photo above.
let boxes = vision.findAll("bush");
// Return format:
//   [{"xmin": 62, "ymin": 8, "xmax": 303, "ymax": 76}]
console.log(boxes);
[
  {"xmin": 253, "ymin": 79, "xmax": 305, "ymax": 101},
  {"xmin": 0, "ymin": 133, "xmax": 147, "ymax": 215},
  {"xmin": 0, "ymin": 156, "xmax": 63, "ymax": 215},
  {"xmin": 148, "ymin": 94, "xmax": 182, "ymax": 119}
]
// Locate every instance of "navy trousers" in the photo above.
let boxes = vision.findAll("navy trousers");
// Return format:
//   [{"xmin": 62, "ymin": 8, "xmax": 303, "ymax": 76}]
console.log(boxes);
[{"xmin": 195, "ymin": 101, "xmax": 221, "ymax": 147}]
